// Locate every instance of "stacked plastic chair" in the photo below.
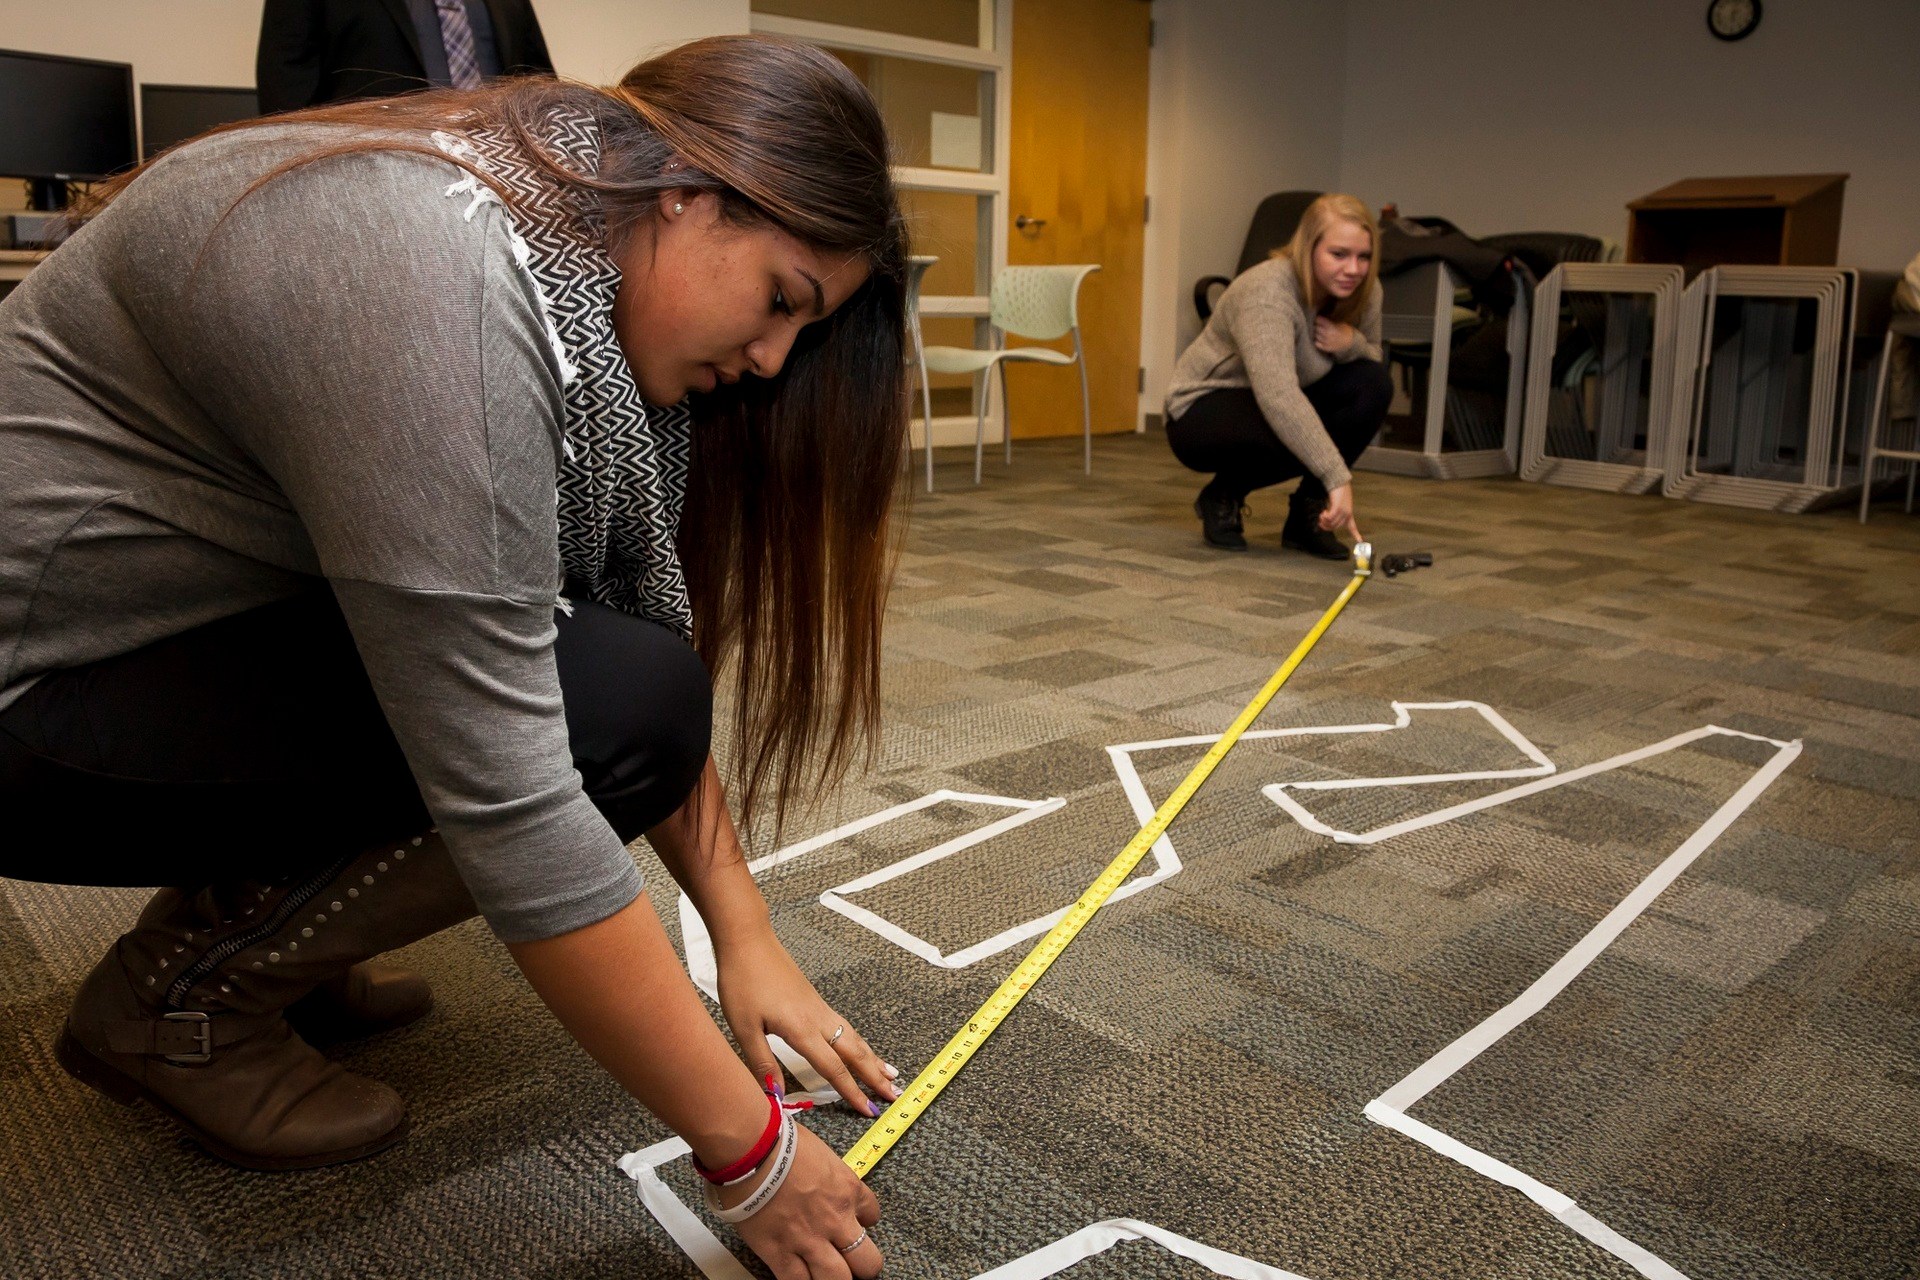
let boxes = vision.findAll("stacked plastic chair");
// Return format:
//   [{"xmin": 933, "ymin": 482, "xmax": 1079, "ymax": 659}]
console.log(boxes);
[
  {"xmin": 1358, "ymin": 260, "xmax": 1532, "ymax": 479},
  {"xmin": 1517, "ymin": 263, "xmax": 1688, "ymax": 494},
  {"xmin": 1663, "ymin": 267, "xmax": 1859, "ymax": 512}
]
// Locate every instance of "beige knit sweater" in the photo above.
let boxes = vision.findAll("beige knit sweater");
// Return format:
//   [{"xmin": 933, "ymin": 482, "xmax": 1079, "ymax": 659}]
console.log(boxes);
[{"xmin": 1166, "ymin": 256, "xmax": 1383, "ymax": 490}]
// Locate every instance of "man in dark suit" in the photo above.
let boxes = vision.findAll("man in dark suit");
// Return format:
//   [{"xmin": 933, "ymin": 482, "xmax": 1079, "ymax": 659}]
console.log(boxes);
[{"xmin": 258, "ymin": 0, "xmax": 555, "ymax": 114}]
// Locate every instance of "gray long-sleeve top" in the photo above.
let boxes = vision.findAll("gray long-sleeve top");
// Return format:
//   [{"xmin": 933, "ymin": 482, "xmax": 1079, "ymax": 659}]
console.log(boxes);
[
  {"xmin": 0, "ymin": 125, "xmax": 641, "ymax": 942},
  {"xmin": 1165, "ymin": 256, "xmax": 1383, "ymax": 492}
]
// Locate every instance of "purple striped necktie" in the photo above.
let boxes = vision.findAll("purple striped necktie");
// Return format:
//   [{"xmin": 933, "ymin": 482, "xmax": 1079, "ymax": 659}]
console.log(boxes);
[{"xmin": 434, "ymin": 0, "xmax": 484, "ymax": 90}]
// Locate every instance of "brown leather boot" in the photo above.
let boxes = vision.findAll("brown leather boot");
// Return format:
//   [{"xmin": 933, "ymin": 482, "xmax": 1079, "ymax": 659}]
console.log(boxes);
[
  {"xmin": 286, "ymin": 962, "xmax": 435, "ymax": 1046},
  {"xmin": 57, "ymin": 833, "xmax": 477, "ymax": 1171}
]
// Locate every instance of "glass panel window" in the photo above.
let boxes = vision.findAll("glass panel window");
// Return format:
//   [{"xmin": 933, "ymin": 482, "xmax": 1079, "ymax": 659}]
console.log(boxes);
[
  {"xmin": 827, "ymin": 50, "xmax": 990, "ymax": 173},
  {"xmin": 752, "ymin": 0, "xmax": 983, "ymax": 47},
  {"xmin": 899, "ymin": 189, "xmax": 989, "ymax": 297}
]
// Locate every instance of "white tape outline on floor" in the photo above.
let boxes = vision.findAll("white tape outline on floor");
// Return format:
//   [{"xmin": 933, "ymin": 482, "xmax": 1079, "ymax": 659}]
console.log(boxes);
[
  {"xmin": 618, "ymin": 1136, "xmax": 1319, "ymax": 1280},
  {"xmin": 672, "ymin": 704, "xmax": 1558, "ymax": 1181},
  {"xmin": 1108, "ymin": 700, "xmax": 1557, "ymax": 860},
  {"xmin": 1258, "ymin": 723, "xmax": 1803, "ymax": 1280},
  {"xmin": 678, "ymin": 790, "xmax": 1067, "ymax": 1090}
]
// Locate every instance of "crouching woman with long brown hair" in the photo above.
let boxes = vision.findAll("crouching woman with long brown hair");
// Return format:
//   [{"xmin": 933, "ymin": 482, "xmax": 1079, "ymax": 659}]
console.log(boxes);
[{"xmin": 0, "ymin": 36, "xmax": 903, "ymax": 1279}]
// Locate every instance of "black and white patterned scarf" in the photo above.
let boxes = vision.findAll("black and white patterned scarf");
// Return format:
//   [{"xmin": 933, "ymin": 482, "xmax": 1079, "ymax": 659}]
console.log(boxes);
[{"xmin": 429, "ymin": 110, "xmax": 694, "ymax": 639}]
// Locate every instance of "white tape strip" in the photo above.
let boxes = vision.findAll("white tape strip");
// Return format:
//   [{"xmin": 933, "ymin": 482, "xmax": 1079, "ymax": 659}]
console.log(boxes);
[
  {"xmin": 1268, "ymin": 724, "xmax": 1793, "ymax": 846},
  {"xmin": 814, "ymin": 793, "xmax": 1190, "ymax": 969},
  {"xmin": 972, "ymin": 1218, "xmax": 1320, "ymax": 1280},
  {"xmin": 617, "ymin": 1138, "xmax": 755, "ymax": 1280},
  {"xmin": 1556, "ymin": 1207, "xmax": 1690, "ymax": 1280},
  {"xmin": 618, "ymin": 1136, "xmax": 1318, "ymax": 1280},
  {"xmin": 1355, "ymin": 726, "xmax": 1801, "ymax": 1280},
  {"xmin": 1364, "ymin": 1102, "xmax": 1573, "ymax": 1215},
  {"xmin": 680, "ymin": 791, "xmax": 1073, "ymax": 985},
  {"xmin": 1373, "ymin": 729, "xmax": 1800, "ymax": 1109}
]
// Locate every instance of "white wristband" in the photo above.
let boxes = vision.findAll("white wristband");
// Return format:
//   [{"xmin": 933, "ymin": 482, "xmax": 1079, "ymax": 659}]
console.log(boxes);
[{"xmin": 702, "ymin": 1109, "xmax": 797, "ymax": 1225}]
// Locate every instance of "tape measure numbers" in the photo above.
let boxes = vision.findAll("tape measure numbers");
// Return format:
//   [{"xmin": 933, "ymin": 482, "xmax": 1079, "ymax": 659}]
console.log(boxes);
[{"xmin": 843, "ymin": 550, "xmax": 1377, "ymax": 1178}]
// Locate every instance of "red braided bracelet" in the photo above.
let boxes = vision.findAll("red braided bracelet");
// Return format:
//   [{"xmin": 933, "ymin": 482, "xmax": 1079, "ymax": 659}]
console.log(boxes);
[{"xmin": 691, "ymin": 1079, "xmax": 784, "ymax": 1186}]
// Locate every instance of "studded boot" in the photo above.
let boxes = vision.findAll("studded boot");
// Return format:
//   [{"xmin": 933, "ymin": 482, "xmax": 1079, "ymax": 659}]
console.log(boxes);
[{"xmin": 56, "ymin": 832, "xmax": 477, "ymax": 1171}]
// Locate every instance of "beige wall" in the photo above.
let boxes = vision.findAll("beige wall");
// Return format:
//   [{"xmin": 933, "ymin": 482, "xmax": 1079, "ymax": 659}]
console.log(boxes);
[
  {"xmin": 1336, "ymin": 0, "xmax": 1920, "ymax": 272},
  {"xmin": 1141, "ymin": 0, "xmax": 1346, "ymax": 410}
]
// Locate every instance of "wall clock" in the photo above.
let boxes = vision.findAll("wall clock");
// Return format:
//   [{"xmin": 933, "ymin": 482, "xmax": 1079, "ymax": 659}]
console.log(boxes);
[{"xmin": 1707, "ymin": 0, "xmax": 1762, "ymax": 41}]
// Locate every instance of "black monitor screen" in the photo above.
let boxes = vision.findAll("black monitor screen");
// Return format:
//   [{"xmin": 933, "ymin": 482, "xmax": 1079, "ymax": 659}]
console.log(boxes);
[
  {"xmin": 141, "ymin": 84, "xmax": 259, "ymax": 160},
  {"xmin": 0, "ymin": 48, "xmax": 136, "ymax": 181}
]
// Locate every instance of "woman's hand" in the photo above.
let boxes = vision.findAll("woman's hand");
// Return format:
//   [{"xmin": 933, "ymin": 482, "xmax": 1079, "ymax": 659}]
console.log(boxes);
[
  {"xmin": 717, "ymin": 928, "xmax": 900, "ymax": 1117},
  {"xmin": 1318, "ymin": 483, "xmax": 1362, "ymax": 543},
  {"xmin": 1312, "ymin": 316, "xmax": 1355, "ymax": 355},
  {"xmin": 727, "ymin": 1125, "xmax": 883, "ymax": 1280}
]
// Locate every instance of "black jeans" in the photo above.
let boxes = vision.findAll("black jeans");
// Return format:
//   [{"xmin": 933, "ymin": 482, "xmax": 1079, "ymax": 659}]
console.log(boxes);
[
  {"xmin": 0, "ymin": 586, "xmax": 711, "ymax": 889},
  {"xmin": 1166, "ymin": 359, "xmax": 1394, "ymax": 508}
]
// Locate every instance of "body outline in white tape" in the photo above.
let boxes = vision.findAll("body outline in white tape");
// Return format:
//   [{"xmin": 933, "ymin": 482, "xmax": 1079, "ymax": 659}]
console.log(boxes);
[{"xmin": 618, "ymin": 1136, "xmax": 1319, "ymax": 1280}]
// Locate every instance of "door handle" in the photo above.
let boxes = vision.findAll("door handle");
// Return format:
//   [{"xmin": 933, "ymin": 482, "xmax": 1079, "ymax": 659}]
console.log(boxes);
[{"xmin": 1015, "ymin": 215, "xmax": 1047, "ymax": 231}]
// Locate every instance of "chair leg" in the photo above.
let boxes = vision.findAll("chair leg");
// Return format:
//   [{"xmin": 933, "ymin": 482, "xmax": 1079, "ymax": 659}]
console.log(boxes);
[
  {"xmin": 921, "ymin": 366, "xmax": 935, "ymax": 494},
  {"xmin": 973, "ymin": 369, "xmax": 987, "ymax": 486},
  {"xmin": 1861, "ymin": 332, "xmax": 1893, "ymax": 524},
  {"xmin": 999, "ymin": 362, "xmax": 1013, "ymax": 467},
  {"xmin": 1076, "ymin": 334, "xmax": 1093, "ymax": 475}
]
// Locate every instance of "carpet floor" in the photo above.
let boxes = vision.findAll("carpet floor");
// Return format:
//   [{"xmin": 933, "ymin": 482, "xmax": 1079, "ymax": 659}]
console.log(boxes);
[{"xmin": 4, "ymin": 434, "xmax": 1917, "ymax": 1280}]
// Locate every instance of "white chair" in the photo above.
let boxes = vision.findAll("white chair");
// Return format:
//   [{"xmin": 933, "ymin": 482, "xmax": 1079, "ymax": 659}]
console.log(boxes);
[
  {"xmin": 922, "ymin": 263, "xmax": 1101, "ymax": 484},
  {"xmin": 905, "ymin": 254, "xmax": 938, "ymax": 492},
  {"xmin": 1858, "ymin": 313, "xmax": 1920, "ymax": 523}
]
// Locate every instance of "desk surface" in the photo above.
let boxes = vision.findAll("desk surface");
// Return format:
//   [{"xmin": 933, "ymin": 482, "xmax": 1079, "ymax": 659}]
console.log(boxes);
[{"xmin": 0, "ymin": 248, "xmax": 49, "ymax": 283}]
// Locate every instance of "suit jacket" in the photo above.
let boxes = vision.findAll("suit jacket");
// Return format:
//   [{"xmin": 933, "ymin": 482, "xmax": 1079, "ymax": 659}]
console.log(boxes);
[{"xmin": 257, "ymin": 0, "xmax": 554, "ymax": 114}]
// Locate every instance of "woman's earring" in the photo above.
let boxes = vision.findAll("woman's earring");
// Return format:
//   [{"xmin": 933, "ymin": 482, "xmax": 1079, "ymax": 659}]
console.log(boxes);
[{"xmin": 672, "ymin": 202, "xmax": 684, "ymax": 215}]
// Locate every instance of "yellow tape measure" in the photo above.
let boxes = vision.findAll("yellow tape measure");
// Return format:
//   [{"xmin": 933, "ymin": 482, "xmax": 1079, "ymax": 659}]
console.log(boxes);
[{"xmin": 843, "ymin": 545, "xmax": 1378, "ymax": 1178}]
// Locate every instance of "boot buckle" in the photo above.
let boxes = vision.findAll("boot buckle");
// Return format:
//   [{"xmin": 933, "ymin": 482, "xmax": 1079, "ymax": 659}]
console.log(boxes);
[{"xmin": 162, "ymin": 1011, "xmax": 214, "ymax": 1064}]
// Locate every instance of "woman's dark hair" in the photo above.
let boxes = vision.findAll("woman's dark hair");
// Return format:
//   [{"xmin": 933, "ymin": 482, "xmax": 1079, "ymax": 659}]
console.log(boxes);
[{"xmin": 78, "ymin": 37, "xmax": 909, "ymax": 833}]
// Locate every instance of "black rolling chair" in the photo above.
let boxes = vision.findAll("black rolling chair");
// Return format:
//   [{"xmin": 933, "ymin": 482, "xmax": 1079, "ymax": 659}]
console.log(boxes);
[{"xmin": 1191, "ymin": 190, "xmax": 1322, "ymax": 322}]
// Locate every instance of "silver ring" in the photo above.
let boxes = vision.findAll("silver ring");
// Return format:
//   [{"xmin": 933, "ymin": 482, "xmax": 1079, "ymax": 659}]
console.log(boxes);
[
  {"xmin": 827, "ymin": 1024, "xmax": 845, "ymax": 1045},
  {"xmin": 837, "ymin": 1230, "xmax": 867, "ymax": 1254}
]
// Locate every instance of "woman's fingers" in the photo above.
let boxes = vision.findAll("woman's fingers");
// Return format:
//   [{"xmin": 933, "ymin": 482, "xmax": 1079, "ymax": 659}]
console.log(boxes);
[
  {"xmin": 842, "ymin": 1230, "xmax": 885, "ymax": 1279},
  {"xmin": 802, "ymin": 1027, "xmax": 882, "ymax": 1117},
  {"xmin": 738, "ymin": 1026, "xmax": 788, "ymax": 1098},
  {"xmin": 765, "ymin": 1249, "xmax": 811, "ymax": 1280},
  {"xmin": 830, "ymin": 1020, "xmax": 901, "ymax": 1105},
  {"xmin": 854, "ymin": 1175, "xmax": 881, "ymax": 1226},
  {"xmin": 797, "ymin": 1241, "xmax": 855, "ymax": 1280}
]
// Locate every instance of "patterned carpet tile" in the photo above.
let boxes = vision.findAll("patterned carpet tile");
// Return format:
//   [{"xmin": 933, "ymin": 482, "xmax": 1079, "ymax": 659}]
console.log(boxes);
[{"xmin": 5, "ymin": 435, "xmax": 1919, "ymax": 1279}]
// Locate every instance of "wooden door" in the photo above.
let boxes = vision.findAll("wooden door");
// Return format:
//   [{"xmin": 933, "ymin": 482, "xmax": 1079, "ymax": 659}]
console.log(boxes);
[{"xmin": 1005, "ymin": 0, "xmax": 1151, "ymax": 439}]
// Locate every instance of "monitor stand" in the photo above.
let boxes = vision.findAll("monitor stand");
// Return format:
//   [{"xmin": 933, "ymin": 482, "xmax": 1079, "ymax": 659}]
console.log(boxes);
[{"xmin": 27, "ymin": 179, "xmax": 71, "ymax": 212}]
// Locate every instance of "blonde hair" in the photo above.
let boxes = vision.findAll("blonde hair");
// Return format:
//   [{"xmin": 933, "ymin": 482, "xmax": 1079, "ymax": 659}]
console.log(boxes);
[{"xmin": 1272, "ymin": 193, "xmax": 1380, "ymax": 326}]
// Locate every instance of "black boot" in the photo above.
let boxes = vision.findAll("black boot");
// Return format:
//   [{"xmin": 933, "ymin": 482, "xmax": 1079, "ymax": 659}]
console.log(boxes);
[
  {"xmin": 1194, "ymin": 493, "xmax": 1248, "ymax": 551},
  {"xmin": 1282, "ymin": 488, "xmax": 1349, "ymax": 560}
]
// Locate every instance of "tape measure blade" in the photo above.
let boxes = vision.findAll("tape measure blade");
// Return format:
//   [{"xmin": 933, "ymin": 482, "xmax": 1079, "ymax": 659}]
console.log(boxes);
[{"xmin": 843, "ymin": 568, "xmax": 1370, "ymax": 1177}]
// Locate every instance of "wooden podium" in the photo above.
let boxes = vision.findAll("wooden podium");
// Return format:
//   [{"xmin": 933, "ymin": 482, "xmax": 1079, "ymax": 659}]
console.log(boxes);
[{"xmin": 1626, "ymin": 174, "xmax": 1847, "ymax": 278}]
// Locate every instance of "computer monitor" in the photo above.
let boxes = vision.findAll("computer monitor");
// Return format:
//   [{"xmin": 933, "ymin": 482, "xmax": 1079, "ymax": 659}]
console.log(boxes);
[
  {"xmin": 0, "ymin": 48, "xmax": 136, "ymax": 210},
  {"xmin": 141, "ymin": 84, "xmax": 259, "ymax": 161}
]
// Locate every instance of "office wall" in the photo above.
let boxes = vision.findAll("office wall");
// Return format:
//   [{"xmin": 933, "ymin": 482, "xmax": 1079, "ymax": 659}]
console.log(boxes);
[
  {"xmin": 1141, "ymin": 0, "xmax": 1346, "ymax": 412},
  {"xmin": 1337, "ymin": 0, "xmax": 1920, "ymax": 271},
  {"xmin": 0, "ymin": 0, "xmax": 748, "ymax": 87}
]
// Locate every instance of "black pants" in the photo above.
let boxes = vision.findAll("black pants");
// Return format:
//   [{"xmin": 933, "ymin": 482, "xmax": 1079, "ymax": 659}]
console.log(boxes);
[
  {"xmin": 1166, "ymin": 359, "xmax": 1393, "ymax": 507},
  {"xmin": 0, "ymin": 587, "xmax": 711, "ymax": 889}
]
